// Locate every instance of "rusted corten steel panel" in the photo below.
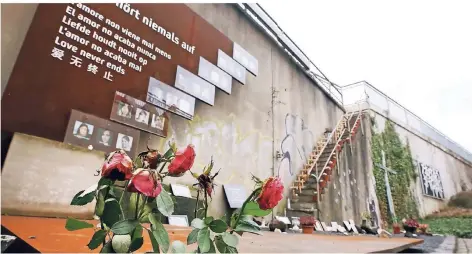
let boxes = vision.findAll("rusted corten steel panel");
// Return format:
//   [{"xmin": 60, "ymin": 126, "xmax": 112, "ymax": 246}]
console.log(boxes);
[{"xmin": 2, "ymin": 3, "xmax": 233, "ymax": 142}]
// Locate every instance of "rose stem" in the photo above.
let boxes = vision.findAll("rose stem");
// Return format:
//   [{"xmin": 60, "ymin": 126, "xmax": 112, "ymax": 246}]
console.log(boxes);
[
  {"xmin": 204, "ymin": 192, "xmax": 208, "ymax": 218},
  {"xmin": 100, "ymin": 185, "xmax": 111, "ymax": 246},
  {"xmin": 195, "ymin": 190, "xmax": 200, "ymax": 219},
  {"xmin": 233, "ymin": 188, "xmax": 260, "ymax": 230},
  {"xmin": 118, "ymin": 180, "xmax": 129, "ymax": 219},
  {"xmin": 158, "ymin": 161, "xmax": 168, "ymax": 173},
  {"xmin": 135, "ymin": 193, "xmax": 140, "ymax": 220},
  {"xmin": 138, "ymin": 196, "xmax": 148, "ymax": 218}
]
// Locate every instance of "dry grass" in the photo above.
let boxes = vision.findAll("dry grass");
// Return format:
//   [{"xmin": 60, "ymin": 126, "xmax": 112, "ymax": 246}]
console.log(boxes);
[
  {"xmin": 425, "ymin": 206, "xmax": 472, "ymax": 219},
  {"xmin": 448, "ymin": 191, "xmax": 472, "ymax": 209}
]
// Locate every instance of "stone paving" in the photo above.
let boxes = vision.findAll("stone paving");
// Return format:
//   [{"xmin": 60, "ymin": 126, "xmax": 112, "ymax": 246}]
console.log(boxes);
[
  {"xmin": 457, "ymin": 238, "xmax": 472, "ymax": 253},
  {"xmin": 429, "ymin": 236, "xmax": 456, "ymax": 253}
]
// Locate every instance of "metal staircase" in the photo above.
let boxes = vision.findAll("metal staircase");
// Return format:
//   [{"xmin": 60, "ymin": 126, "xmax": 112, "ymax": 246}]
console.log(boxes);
[{"xmin": 287, "ymin": 108, "xmax": 364, "ymax": 218}]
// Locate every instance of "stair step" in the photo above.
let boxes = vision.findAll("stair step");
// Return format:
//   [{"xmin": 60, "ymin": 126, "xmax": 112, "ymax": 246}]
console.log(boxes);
[
  {"xmin": 289, "ymin": 202, "xmax": 316, "ymax": 211},
  {"xmin": 286, "ymin": 208, "xmax": 317, "ymax": 218},
  {"xmin": 299, "ymin": 189, "xmax": 318, "ymax": 196}
]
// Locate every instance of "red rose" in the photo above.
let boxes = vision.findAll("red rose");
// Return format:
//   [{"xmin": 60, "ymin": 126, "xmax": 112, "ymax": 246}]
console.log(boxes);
[
  {"xmin": 127, "ymin": 169, "xmax": 162, "ymax": 198},
  {"xmin": 101, "ymin": 150, "xmax": 133, "ymax": 181},
  {"xmin": 168, "ymin": 145, "xmax": 196, "ymax": 177},
  {"xmin": 257, "ymin": 177, "xmax": 284, "ymax": 210}
]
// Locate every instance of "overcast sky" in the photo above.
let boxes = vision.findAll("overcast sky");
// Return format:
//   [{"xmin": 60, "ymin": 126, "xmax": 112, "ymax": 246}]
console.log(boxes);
[{"xmin": 261, "ymin": 0, "xmax": 472, "ymax": 154}]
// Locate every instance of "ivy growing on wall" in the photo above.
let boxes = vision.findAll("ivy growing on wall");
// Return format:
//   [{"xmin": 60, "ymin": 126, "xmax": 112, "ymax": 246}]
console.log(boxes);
[{"xmin": 371, "ymin": 117, "xmax": 419, "ymax": 225}]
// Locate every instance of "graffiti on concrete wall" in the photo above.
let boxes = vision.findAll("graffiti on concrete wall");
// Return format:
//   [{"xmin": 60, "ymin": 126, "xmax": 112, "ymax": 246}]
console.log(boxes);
[
  {"xmin": 419, "ymin": 162, "xmax": 445, "ymax": 199},
  {"xmin": 277, "ymin": 114, "xmax": 314, "ymax": 178},
  {"xmin": 155, "ymin": 114, "xmax": 272, "ymax": 184}
]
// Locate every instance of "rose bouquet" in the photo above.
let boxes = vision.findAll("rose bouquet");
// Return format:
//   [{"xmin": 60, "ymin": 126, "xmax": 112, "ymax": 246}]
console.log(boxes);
[
  {"xmin": 65, "ymin": 143, "xmax": 196, "ymax": 253},
  {"xmin": 64, "ymin": 143, "xmax": 285, "ymax": 253}
]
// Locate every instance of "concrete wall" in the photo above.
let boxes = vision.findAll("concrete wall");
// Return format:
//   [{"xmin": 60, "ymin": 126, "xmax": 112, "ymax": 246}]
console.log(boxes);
[
  {"xmin": 370, "ymin": 110, "xmax": 472, "ymax": 217},
  {"xmin": 316, "ymin": 114, "xmax": 381, "ymax": 225},
  {"xmin": 1, "ymin": 133, "xmax": 103, "ymax": 219},
  {"xmin": 1, "ymin": 4, "xmax": 345, "ymax": 219}
]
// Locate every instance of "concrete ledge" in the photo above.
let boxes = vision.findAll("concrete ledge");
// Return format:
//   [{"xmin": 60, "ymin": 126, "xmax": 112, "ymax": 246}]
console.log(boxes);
[{"xmin": 1, "ymin": 133, "xmax": 105, "ymax": 219}]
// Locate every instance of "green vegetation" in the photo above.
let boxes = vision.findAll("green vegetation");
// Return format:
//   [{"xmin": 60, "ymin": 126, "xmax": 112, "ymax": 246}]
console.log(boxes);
[
  {"xmin": 370, "ymin": 117, "xmax": 419, "ymax": 225},
  {"xmin": 422, "ymin": 192, "xmax": 472, "ymax": 238},
  {"xmin": 421, "ymin": 216, "xmax": 472, "ymax": 238}
]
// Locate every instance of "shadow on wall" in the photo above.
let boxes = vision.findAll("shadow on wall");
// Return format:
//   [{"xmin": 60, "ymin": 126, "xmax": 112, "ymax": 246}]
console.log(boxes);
[{"xmin": 277, "ymin": 114, "xmax": 314, "ymax": 181}]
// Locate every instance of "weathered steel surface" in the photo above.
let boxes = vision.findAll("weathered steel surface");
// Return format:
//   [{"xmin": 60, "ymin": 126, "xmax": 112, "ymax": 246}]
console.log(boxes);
[
  {"xmin": 2, "ymin": 216, "xmax": 423, "ymax": 253},
  {"xmin": 2, "ymin": 3, "xmax": 233, "ymax": 142}
]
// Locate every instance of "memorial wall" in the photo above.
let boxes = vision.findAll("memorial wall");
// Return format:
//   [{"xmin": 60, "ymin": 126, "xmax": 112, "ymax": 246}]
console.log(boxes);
[{"xmin": 2, "ymin": 3, "xmax": 348, "ymax": 220}]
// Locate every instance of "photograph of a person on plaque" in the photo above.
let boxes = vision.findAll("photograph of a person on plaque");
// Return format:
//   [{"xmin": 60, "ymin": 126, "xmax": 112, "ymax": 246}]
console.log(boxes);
[
  {"xmin": 96, "ymin": 129, "xmax": 113, "ymax": 147},
  {"xmin": 116, "ymin": 133, "xmax": 133, "ymax": 152},
  {"xmin": 135, "ymin": 108, "xmax": 150, "ymax": 124},
  {"xmin": 150, "ymin": 114, "xmax": 166, "ymax": 130},
  {"xmin": 73, "ymin": 121, "xmax": 94, "ymax": 140},
  {"xmin": 117, "ymin": 102, "xmax": 132, "ymax": 118}
]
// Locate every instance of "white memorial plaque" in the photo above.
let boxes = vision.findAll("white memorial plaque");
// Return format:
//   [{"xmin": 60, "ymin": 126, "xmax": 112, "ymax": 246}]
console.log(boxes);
[
  {"xmin": 233, "ymin": 43, "xmax": 258, "ymax": 76},
  {"xmin": 168, "ymin": 215, "xmax": 189, "ymax": 227},
  {"xmin": 276, "ymin": 216, "xmax": 291, "ymax": 225},
  {"xmin": 171, "ymin": 184, "xmax": 192, "ymax": 198},
  {"xmin": 198, "ymin": 57, "xmax": 232, "ymax": 94}
]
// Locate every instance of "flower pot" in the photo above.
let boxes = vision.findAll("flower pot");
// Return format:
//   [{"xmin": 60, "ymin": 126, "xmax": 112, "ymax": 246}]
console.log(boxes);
[
  {"xmin": 269, "ymin": 221, "xmax": 287, "ymax": 232},
  {"xmin": 319, "ymin": 181, "xmax": 327, "ymax": 189},
  {"xmin": 393, "ymin": 224, "xmax": 401, "ymax": 234},
  {"xmin": 404, "ymin": 226, "xmax": 417, "ymax": 233},
  {"xmin": 302, "ymin": 226, "xmax": 314, "ymax": 234}
]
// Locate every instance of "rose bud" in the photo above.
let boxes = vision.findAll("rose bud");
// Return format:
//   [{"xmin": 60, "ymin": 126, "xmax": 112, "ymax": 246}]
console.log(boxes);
[
  {"xmin": 101, "ymin": 150, "xmax": 133, "ymax": 181},
  {"xmin": 256, "ymin": 176, "xmax": 284, "ymax": 210},
  {"xmin": 145, "ymin": 150, "xmax": 162, "ymax": 169},
  {"xmin": 168, "ymin": 145, "xmax": 196, "ymax": 177},
  {"xmin": 127, "ymin": 169, "xmax": 162, "ymax": 198}
]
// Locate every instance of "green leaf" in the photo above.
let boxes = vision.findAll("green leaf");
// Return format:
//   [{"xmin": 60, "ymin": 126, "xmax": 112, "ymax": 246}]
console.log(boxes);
[
  {"xmin": 132, "ymin": 224, "xmax": 143, "ymax": 239},
  {"xmin": 207, "ymin": 240, "xmax": 216, "ymax": 254},
  {"xmin": 87, "ymin": 230, "xmax": 107, "ymax": 250},
  {"xmin": 170, "ymin": 240, "xmax": 186, "ymax": 253},
  {"xmin": 103, "ymin": 198, "xmax": 122, "ymax": 228},
  {"xmin": 215, "ymin": 236, "xmax": 238, "ymax": 253},
  {"xmin": 197, "ymin": 228, "xmax": 211, "ymax": 253},
  {"xmin": 149, "ymin": 213, "xmax": 170, "ymax": 253},
  {"xmin": 156, "ymin": 189, "xmax": 174, "ymax": 217},
  {"xmin": 227, "ymin": 246, "xmax": 238, "ymax": 253},
  {"xmin": 234, "ymin": 224, "xmax": 262, "ymax": 235},
  {"xmin": 239, "ymin": 216, "xmax": 260, "ymax": 229},
  {"xmin": 241, "ymin": 201, "xmax": 272, "ymax": 217},
  {"xmin": 191, "ymin": 218, "xmax": 206, "ymax": 229},
  {"xmin": 187, "ymin": 228, "xmax": 199, "ymax": 245},
  {"xmin": 98, "ymin": 177, "xmax": 113, "ymax": 187},
  {"xmin": 99, "ymin": 241, "xmax": 114, "ymax": 253},
  {"xmin": 209, "ymin": 219, "xmax": 228, "ymax": 233},
  {"xmin": 163, "ymin": 147, "xmax": 174, "ymax": 160},
  {"xmin": 222, "ymin": 232, "xmax": 238, "ymax": 247},
  {"xmin": 128, "ymin": 237, "xmax": 143, "ymax": 252},
  {"xmin": 204, "ymin": 216, "xmax": 214, "ymax": 225},
  {"xmin": 139, "ymin": 204, "xmax": 154, "ymax": 223},
  {"xmin": 129, "ymin": 193, "xmax": 145, "ymax": 218},
  {"xmin": 215, "ymin": 236, "xmax": 227, "ymax": 253},
  {"xmin": 147, "ymin": 228, "xmax": 160, "ymax": 253},
  {"xmin": 70, "ymin": 190, "xmax": 95, "ymax": 206},
  {"xmin": 111, "ymin": 219, "xmax": 138, "ymax": 235},
  {"xmin": 95, "ymin": 191, "xmax": 106, "ymax": 217},
  {"xmin": 65, "ymin": 218, "xmax": 94, "ymax": 231}
]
